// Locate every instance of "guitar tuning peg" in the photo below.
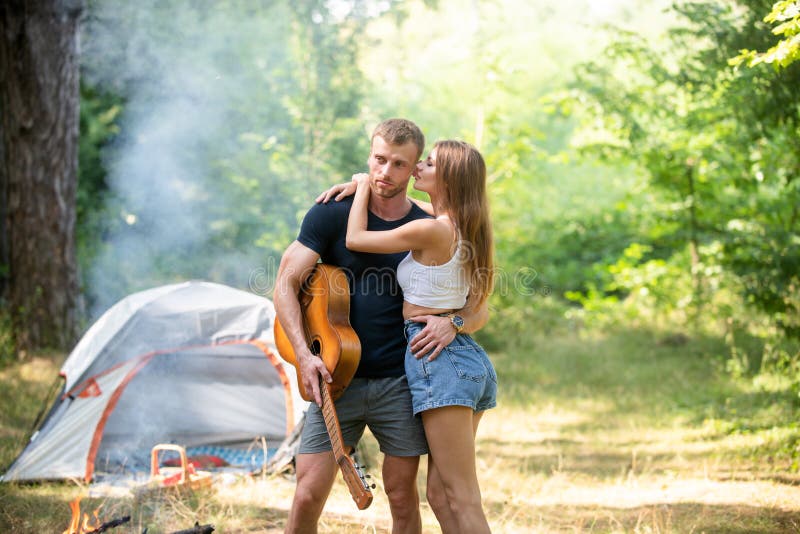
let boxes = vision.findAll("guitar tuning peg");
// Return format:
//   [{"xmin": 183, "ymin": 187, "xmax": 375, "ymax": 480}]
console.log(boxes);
[
  {"xmin": 370, "ymin": 484, "xmax": 376, "ymax": 489},
  {"xmin": 365, "ymin": 474, "xmax": 371, "ymax": 478}
]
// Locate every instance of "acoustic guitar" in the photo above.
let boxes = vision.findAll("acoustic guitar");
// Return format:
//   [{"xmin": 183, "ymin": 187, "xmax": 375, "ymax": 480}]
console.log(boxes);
[{"xmin": 273, "ymin": 263, "xmax": 373, "ymax": 510}]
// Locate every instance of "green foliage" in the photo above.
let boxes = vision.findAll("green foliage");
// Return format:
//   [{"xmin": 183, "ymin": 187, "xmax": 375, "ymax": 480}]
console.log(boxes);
[
  {"xmin": 77, "ymin": 83, "xmax": 123, "ymax": 298},
  {"xmin": 732, "ymin": 0, "xmax": 800, "ymax": 68},
  {"xmin": 563, "ymin": 1, "xmax": 800, "ymax": 345},
  {"xmin": 72, "ymin": 0, "xmax": 798, "ymax": 406}
]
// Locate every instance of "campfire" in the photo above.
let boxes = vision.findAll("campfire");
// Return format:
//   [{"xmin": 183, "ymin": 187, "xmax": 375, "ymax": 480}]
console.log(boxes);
[
  {"xmin": 62, "ymin": 445, "xmax": 217, "ymax": 533},
  {"xmin": 61, "ymin": 496, "xmax": 130, "ymax": 534},
  {"xmin": 61, "ymin": 494, "xmax": 214, "ymax": 533}
]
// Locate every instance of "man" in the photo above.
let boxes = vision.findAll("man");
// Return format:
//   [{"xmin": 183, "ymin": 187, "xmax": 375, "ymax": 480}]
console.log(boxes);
[{"xmin": 274, "ymin": 118, "xmax": 487, "ymax": 534}]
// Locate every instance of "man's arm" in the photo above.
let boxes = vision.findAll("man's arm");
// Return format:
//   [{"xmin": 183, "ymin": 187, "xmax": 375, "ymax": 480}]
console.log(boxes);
[
  {"xmin": 274, "ymin": 240, "xmax": 331, "ymax": 406},
  {"xmin": 407, "ymin": 298, "xmax": 490, "ymax": 361}
]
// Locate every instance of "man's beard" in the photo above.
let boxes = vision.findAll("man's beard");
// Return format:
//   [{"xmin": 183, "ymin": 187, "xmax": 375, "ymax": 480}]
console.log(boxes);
[{"xmin": 371, "ymin": 180, "xmax": 406, "ymax": 199}]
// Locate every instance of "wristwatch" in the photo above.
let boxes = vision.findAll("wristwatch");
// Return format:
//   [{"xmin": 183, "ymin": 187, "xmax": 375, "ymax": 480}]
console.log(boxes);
[{"xmin": 448, "ymin": 314, "xmax": 465, "ymax": 333}]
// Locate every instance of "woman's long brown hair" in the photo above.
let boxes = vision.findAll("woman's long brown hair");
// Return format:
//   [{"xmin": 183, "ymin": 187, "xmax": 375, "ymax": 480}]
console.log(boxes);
[{"xmin": 434, "ymin": 140, "xmax": 494, "ymax": 305}]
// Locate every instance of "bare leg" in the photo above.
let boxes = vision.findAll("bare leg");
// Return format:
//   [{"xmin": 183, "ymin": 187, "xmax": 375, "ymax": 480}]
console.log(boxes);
[
  {"xmin": 425, "ymin": 458, "xmax": 456, "ymax": 533},
  {"xmin": 382, "ymin": 454, "xmax": 422, "ymax": 534},
  {"xmin": 284, "ymin": 451, "xmax": 338, "ymax": 534},
  {"xmin": 426, "ymin": 410, "xmax": 485, "ymax": 534},
  {"xmin": 422, "ymin": 407, "xmax": 490, "ymax": 534}
]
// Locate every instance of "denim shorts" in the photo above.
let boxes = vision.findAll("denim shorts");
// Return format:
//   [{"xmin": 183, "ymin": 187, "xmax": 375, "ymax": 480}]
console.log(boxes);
[
  {"xmin": 298, "ymin": 375, "xmax": 428, "ymax": 456},
  {"xmin": 403, "ymin": 320, "xmax": 498, "ymax": 416}
]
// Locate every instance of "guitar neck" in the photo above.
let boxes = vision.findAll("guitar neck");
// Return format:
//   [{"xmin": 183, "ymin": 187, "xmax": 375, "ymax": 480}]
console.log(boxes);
[
  {"xmin": 319, "ymin": 378, "xmax": 347, "ymax": 461},
  {"xmin": 319, "ymin": 377, "xmax": 373, "ymax": 510}
]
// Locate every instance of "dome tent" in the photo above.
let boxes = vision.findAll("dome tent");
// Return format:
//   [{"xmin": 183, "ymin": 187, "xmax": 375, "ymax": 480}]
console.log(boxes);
[{"xmin": 2, "ymin": 281, "xmax": 306, "ymax": 482}]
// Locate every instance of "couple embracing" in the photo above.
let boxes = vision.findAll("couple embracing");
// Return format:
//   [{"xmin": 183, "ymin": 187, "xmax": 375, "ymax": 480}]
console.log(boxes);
[{"xmin": 274, "ymin": 118, "xmax": 496, "ymax": 534}]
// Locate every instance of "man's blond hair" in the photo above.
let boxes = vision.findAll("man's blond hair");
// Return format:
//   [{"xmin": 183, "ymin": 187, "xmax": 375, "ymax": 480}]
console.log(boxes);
[{"xmin": 371, "ymin": 118, "xmax": 425, "ymax": 160}]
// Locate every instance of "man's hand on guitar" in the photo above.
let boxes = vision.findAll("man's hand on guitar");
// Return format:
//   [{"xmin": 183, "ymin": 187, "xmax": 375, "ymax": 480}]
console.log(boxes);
[{"xmin": 298, "ymin": 350, "xmax": 333, "ymax": 406}]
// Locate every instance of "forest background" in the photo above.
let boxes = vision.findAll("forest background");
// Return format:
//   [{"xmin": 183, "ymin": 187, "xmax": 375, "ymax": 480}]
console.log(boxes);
[
  {"xmin": 1, "ymin": 0, "xmax": 799, "ymax": 531},
  {"xmin": 52, "ymin": 0, "xmax": 799, "ymax": 405}
]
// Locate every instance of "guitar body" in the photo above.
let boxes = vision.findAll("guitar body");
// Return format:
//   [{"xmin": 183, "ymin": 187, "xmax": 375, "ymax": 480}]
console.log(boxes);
[
  {"xmin": 273, "ymin": 263, "xmax": 372, "ymax": 509},
  {"xmin": 274, "ymin": 263, "xmax": 361, "ymax": 401}
]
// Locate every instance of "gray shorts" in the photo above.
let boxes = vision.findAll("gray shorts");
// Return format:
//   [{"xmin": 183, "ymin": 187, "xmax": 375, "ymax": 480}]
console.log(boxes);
[{"xmin": 298, "ymin": 375, "xmax": 428, "ymax": 456}]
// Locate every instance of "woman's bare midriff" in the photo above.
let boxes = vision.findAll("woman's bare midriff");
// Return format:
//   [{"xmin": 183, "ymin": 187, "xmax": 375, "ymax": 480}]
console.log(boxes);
[{"xmin": 403, "ymin": 301, "xmax": 453, "ymax": 320}]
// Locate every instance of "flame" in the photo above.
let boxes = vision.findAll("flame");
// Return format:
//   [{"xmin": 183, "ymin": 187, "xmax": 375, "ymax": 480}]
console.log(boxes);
[{"xmin": 61, "ymin": 496, "xmax": 102, "ymax": 534}]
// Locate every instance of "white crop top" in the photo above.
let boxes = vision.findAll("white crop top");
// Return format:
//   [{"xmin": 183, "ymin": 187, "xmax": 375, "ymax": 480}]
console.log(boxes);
[{"xmin": 396, "ymin": 242, "xmax": 469, "ymax": 309}]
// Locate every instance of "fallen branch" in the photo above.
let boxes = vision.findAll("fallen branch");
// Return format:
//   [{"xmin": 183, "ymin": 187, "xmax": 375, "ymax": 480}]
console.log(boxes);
[
  {"xmin": 85, "ymin": 515, "xmax": 131, "ymax": 533},
  {"xmin": 169, "ymin": 522, "xmax": 215, "ymax": 534}
]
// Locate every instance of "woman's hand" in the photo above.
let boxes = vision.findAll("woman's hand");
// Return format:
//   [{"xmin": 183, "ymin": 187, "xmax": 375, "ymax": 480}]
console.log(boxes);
[
  {"xmin": 352, "ymin": 172, "xmax": 369, "ymax": 186},
  {"xmin": 315, "ymin": 180, "xmax": 358, "ymax": 204}
]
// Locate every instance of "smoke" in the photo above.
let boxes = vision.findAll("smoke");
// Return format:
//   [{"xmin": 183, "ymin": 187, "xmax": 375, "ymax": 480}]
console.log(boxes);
[{"xmin": 81, "ymin": 2, "xmax": 293, "ymax": 315}]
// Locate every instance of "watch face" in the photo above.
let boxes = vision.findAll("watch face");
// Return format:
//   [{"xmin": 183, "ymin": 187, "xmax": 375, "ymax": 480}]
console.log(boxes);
[{"xmin": 452, "ymin": 315, "xmax": 465, "ymax": 329}]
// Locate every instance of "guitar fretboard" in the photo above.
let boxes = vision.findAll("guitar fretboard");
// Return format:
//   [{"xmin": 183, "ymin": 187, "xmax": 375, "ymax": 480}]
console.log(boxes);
[
  {"xmin": 318, "ymin": 376, "xmax": 373, "ymax": 509},
  {"xmin": 320, "ymin": 379, "xmax": 346, "ymax": 461}
]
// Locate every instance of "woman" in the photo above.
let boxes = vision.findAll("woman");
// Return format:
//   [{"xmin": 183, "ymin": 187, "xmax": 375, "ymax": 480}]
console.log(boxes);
[{"xmin": 343, "ymin": 140, "xmax": 496, "ymax": 534}]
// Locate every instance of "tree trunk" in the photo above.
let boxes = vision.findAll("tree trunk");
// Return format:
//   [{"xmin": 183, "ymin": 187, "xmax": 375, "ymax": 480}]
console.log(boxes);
[
  {"xmin": 0, "ymin": 0, "xmax": 83, "ymax": 353},
  {"xmin": 685, "ymin": 160, "xmax": 702, "ymax": 325}
]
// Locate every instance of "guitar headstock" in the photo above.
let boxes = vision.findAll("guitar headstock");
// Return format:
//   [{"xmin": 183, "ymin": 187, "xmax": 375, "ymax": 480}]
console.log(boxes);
[{"xmin": 338, "ymin": 454, "xmax": 374, "ymax": 510}]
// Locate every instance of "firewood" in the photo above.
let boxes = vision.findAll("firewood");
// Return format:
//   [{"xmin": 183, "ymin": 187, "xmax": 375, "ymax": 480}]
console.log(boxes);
[
  {"xmin": 169, "ymin": 522, "xmax": 215, "ymax": 534},
  {"xmin": 85, "ymin": 515, "xmax": 131, "ymax": 533}
]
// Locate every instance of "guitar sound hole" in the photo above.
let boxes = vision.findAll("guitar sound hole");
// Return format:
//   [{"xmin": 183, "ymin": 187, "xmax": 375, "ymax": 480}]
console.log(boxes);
[{"xmin": 309, "ymin": 339, "xmax": 321, "ymax": 356}]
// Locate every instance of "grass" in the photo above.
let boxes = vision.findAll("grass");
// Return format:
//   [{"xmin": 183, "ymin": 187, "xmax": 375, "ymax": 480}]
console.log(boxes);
[{"xmin": 1, "ymin": 326, "xmax": 799, "ymax": 532}]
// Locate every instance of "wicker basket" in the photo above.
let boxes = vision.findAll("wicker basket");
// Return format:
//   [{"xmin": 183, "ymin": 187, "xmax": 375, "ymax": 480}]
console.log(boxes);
[{"xmin": 149, "ymin": 444, "xmax": 213, "ymax": 490}]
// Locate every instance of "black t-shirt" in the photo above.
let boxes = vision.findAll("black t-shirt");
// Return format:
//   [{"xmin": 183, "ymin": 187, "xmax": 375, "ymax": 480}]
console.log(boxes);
[{"xmin": 297, "ymin": 196, "xmax": 430, "ymax": 378}]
